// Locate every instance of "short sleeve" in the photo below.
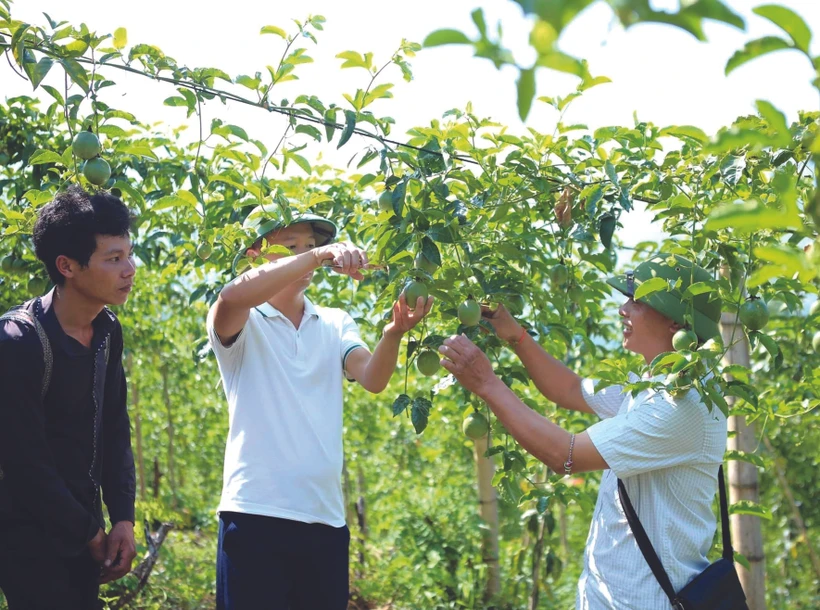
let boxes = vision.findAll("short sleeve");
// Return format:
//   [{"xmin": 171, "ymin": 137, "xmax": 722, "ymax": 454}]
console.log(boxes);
[
  {"xmin": 340, "ymin": 312, "xmax": 368, "ymax": 379},
  {"xmin": 206, "ymin": 306, "xmax": 248, "ymax": 372},
  {"xmin": 586, "ymin": 390, "xmax": 707, "ymax": 479},
  {"xmin": 581, "ymin": 378, "xmax": 628, "ymax": 420}
]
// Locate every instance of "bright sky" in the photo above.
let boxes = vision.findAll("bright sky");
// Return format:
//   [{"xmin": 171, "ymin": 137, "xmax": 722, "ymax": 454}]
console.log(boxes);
[{"xmin": 3, "ymin": 0, "xmax": 820, "ymax": 249}]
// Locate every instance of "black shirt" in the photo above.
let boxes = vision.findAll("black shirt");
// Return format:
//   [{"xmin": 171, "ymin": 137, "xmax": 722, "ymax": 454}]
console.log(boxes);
[{"xmin": 0, "ymin": 289, "xmax": 136, "ymax": 557}]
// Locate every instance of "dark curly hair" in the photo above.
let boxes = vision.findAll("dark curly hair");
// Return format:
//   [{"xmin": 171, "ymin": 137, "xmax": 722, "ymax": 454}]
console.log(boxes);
[{"xmin": 33, "ymin": 186, "xmax": 132, "ymax": 285}]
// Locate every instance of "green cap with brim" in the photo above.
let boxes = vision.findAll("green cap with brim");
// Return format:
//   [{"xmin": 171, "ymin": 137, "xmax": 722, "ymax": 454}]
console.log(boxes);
[
  {"xmin": 607, "ymin": 253, "xmax": 721, "ymax": 342},
  {"xmin": 232, "ymin": 205, "xmax": 338, "ymax": 274}
]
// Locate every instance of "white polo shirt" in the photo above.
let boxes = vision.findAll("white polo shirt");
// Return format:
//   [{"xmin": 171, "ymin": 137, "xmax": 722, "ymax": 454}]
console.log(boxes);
[
  {"xmin": 207, "ymin": 298, "xmax": 367, "ymax": 527},
  {"xmin": 577, "ymin": 374, "xmax": 728, "ymax": 610}
]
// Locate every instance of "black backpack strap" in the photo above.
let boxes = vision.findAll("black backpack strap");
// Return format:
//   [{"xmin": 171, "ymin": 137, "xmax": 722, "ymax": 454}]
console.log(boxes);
[
  {"xmin": 618, "ymin": 465, "xmax": 733, "ymax": 609},
  {"xmin": 0, "ymin": 299, "xmax": 53, "ymax": 400}
]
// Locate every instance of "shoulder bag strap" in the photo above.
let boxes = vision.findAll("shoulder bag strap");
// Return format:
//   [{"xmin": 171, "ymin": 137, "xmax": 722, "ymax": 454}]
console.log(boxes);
[
  {"xmin": 717, "ymin": 465, "xmax": 734, "ymax": 561},
  {"xmin": 618, "ymin": 464, "xmax": 734, "ymax": 607},
  {"xmin": 617, "ymin": 477, "xmax": 679, "ymax": 605}
]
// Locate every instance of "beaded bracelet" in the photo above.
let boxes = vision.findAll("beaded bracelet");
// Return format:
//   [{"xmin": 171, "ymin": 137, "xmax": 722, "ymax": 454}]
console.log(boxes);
[{"xmin": 563, "ymin": 433, "xmax": 576, "ymax": 476}]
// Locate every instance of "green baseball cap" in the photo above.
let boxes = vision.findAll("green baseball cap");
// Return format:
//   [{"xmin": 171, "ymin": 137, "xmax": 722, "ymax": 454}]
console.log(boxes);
[
  {"xmin": 232, "ymin": 204, "xmax": 338, "ymax": 273},
  {"xmin": 607, "ymin": 253, "xmax": 722, "ymax": 342}
]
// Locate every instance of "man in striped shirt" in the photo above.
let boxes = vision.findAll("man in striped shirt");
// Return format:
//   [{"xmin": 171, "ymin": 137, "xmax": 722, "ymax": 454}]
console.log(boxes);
[{"xmin": 439, "ymin": 254, "xmax": 727, "ymax": 609}]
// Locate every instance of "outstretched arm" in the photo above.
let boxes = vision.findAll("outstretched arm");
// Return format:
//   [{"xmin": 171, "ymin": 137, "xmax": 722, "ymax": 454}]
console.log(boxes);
[
  {"xmin": 481, "ymin": 305, "xmax": 592, "ymax": 414},
  {"xmin": 344, "ymin": 293, "xmax": 434, "ymax": 394},
  {"xmin": 439, "ymin": 334, "xmax": 608, "ymax": 474}
]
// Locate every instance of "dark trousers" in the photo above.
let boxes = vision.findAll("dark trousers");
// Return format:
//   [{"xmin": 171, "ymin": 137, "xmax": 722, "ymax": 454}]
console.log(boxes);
[
  {"xmin": 0, "ymin": 549, "xmax": 101, "ymax": 610},
  {"xmin": 217, "ymin": 511, "xmax": 350, "ymax": 610}
]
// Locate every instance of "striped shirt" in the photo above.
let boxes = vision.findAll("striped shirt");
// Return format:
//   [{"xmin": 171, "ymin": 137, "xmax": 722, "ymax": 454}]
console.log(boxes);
[{"xmin": 577, "ymin": 374, "xmax": 728, "ymax": 609}]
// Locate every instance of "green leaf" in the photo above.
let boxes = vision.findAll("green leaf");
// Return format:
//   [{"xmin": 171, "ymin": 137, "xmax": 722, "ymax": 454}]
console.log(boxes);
[
  {"xmin": 649, "ymin": 351, "xmax": 686, "ymax": 375},
  {"xmin": 471, "ymin": 8, "xmax": 487, "ymax": 37},
  {"xmin": 411, "ymin": 397, "xmax": 431, "ymax": 434},
  {"xmin": 337, "ymin": 110, "xmax": 356, "ymax": 149},
  {"xmin": 235, "ymin": 74, "xmax": 261, "ymax": 90},
  {"xmin": 725, "ymin": 450, "xmax": 766, "ymax": 469},
  {"xmin": 604, "ymin": 160, "xmax": 619, "ymax": 186},
  {"xmin": 152, "ymin": 192, "xmax": 197, "ymax": 212},
  {"xmin": 28, "ymin": 150, "xmax": 63, "ymax": 165},
  {"xmin": 706, "ymin": 199, "xmax": 802, "ymax": 233},
  {"xmin": 704, "ymin": 380, "xmax": 730, "ymax": 418},
  {"xmin": 113, "ymin": 27, "xmax": 127, "ymax": 50},
  {"xmin": 41, "ymin": 85, "xmax": 64, "ymax": 105},
  {"xmin": 725, "ymin": 381, "xmax": 759, "ymax": 409},
  {"xmin": 734, "ymin": 552, "xmax": 751, "ymax": 571},
  {"xmin": 112, "ymin": 181, "xmax": 144, "ymax": 210},
  {"xmin": 535, "ymin": 50, "xmax": 587, "ymax": 78},
  {"xmin": 420, "ymin": 236, "xmax": 441, "ymax": 267},
  {"xmin": 59, "ymin": 58, "xmax": 89, "ymax": 93},
  {"xmin": 392, "ymin": 393, "xmax": 411, "ymax": 417},
  {"xmin": 682, "ymin": 281, "xmax": 718, "ymax": 299},
  {"xmin": 754, "ymin": 332, "xmax": 782, "ymax": 368},
  {"xmin": 753, "ymin": 5, "xmax": 811, "ymax": 53},
  {"xmin": 599, "ymin": 213, "xmax": 616, "ymax": 249},
  {"xmin": 423, "ymin": 29, "xmax": 472, "ymax": 47},
  {"xmin": 720, "ymin": 154, "xmax": 746, "ymax": 186},
  {"xmin": 755, "ymin": 100, "xmax": 791, "ymax": 148},
  {"xmin": 288, "ymin": 152, "xmax": 311, "ymax": 175},
  {"xmin": 324, "ymin": 107, "xmax": 337, "ymax": 142},
  {"xmin": 118, "ymin": 143, "xmax": 158, "ymax": 160},
  {"xmin": 725, "ymin": 36, "xmax": 793, "ymax": 75},
  {"xmin": 517, "ymin": 67, "xmax": 535, "ymax": 121},
  {"xmin": 261, "ymin": 25, "xmax": 287, "ymax": 38},
  {"xmin": 23, "ymin": 57, "xmax": 53, "ymax": 90},
  {"xmin": 295, "ymin": 124, "xmax": 322, "ymax": 142},
  {"xmin": 336, "ymin": 50, "xmax": 372, "ymax": 70},
  {"xmin": 659, "ymin": 125, "xmax": 707, "ymax": 143},
  {"xmin": 634, "ymin": 276, "xmax": 668, "ymax": 300},
  {"xmin": 729, "ymin": 500, "xmax": 772, "ymax": 520}
]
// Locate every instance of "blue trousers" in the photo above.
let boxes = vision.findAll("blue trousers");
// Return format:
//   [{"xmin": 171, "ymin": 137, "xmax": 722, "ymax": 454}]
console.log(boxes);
[{"xmin": 217, "ymin": 511, "xmax": 350, "ymax": 610}]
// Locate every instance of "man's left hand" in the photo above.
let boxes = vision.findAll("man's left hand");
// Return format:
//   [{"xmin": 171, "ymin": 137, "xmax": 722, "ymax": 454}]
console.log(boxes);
[
  {"xmin": 439, "ymin": 334, "xmax": 498, "ymax": 397},
  {"xmin": 99, "ymin": 521, "xmax": 137, "ymax": 584},
  {"xmin": 384, "ymin": 292, "xmax": 434, "ymax": 337}
]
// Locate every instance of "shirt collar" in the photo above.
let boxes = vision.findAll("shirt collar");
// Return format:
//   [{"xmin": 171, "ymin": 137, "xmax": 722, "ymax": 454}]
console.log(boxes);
[
  {"xmin": 255, "ymin": 297, "xmax": 319, "ymax": 320},
  {"xmin": 38, "ymin": 287, "xmax": 116, "ymax": 356}
]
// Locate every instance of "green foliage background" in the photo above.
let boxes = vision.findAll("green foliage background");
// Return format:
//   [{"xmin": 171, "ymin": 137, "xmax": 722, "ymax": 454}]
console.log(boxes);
[{"xmin": 1, "ymin": 0, "xmax": 819, "ymax": 608}]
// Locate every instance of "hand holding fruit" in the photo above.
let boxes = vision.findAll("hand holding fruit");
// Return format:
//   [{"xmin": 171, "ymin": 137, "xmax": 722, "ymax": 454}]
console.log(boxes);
[
  {"xmin": 385, "ymin": 291, "xmax": 434, "ymax": 338},
  {"xmin": 312, "ymin": 242, "xmax": 368, "ymax": 280},
  {"xmin": 439, "ymin": 334, "xmax": 498, "ymax": 398},
  {"xmin": 480, "ymin": 303, "xmax": 523, "ymax": 343}
]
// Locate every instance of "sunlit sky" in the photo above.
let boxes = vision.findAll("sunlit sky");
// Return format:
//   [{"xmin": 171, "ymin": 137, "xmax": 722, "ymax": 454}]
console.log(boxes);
[{"xmin": 3, "ymin": 0, "xmax": 819, "ymax": 249}]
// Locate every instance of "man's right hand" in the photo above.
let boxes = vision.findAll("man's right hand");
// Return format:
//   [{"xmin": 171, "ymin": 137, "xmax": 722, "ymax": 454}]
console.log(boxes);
[
  {"xmin": 481, "ymin": 304, "xmax": 523, "ymax": 344},
  {"xmin": 312, "ymin": 242, "xmax": 368, "ymax": 281},
  {"xmin": 88, "ymin": 527, "xmax": 107, "ymax": 564}
]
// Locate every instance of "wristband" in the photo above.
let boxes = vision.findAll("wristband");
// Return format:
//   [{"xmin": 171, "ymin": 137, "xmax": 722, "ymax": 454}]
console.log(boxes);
[{"xmin": 510, "ymin": 327, "xmax": 527, "ymax": 347}]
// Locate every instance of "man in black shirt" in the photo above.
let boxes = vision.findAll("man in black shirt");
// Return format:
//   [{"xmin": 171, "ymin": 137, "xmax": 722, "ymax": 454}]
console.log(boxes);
[{"xmin": 0, "ymin": 186, "xmax": 137, "ymax": 609}]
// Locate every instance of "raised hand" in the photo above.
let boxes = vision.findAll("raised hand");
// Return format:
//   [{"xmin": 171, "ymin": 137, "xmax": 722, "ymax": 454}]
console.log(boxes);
[
  {"xmin": 384, "ymin": 292, "xmax": 434, "ymax": 337},
  {"xmin": 312, "ymin": 242, "xmax": 369, "ymax": 280},
  {"xmin": 438, "ymin": 334, "xmax": 498, "ymax": 397},
  {"xmin": 481, "ymin": 303, "xmax": 523, "ymax": 343}
]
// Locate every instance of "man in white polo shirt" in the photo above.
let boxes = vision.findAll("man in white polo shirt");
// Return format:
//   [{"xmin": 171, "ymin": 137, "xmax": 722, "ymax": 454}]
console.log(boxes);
[{"xmin": 207, "ymin": 204, "xmax": 433, "ymax": 610}]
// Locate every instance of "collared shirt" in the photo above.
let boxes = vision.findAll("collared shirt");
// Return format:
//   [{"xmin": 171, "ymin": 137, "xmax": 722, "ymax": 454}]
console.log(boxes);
[
  {"xmin": 576, "ymin": 373, "xmax": 727, "ymax": 609},
  {"xmin": 0, "ymin": 289, "xmax": 135, "ymax": 557},
  {"xmin": 207, "ymin": 297, "xmax": 367, "ymax": 527}
]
